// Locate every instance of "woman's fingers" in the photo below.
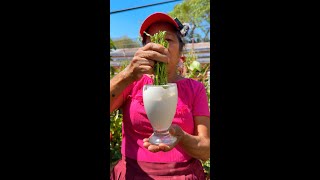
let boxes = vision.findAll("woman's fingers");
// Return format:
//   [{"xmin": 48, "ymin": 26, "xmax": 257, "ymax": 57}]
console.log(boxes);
[
  {"xmin": 158, "ymin": 143, "xmax": 171, "ymax": 152},
  {"xmin": 130, "ymin": 57, "xmax": 155, "ymax": 76},
  {"xmin": 137, "ymin": 65, "xmax": 154, "ymax": 74},
  {"xmin": 169, "ymin": 124, "xmax": 185, "ymax": 138},
  {"xmin": 143, "ymin": 139, "xmax": 173, "ymax": 152},
  {"xmin": 169, "ymin": 126, "xmax": 176, "ymax": 135},
  {"xmin": 143, "ymin": 138, "xmax": 157, "ymax": 151},
  {"xmin": 147, "ymin": 145, "xmax": 161, "ymax": 153},
  {"xmin": 143, "ymin": 141, "xmax": 150, "ymax": 148},
  {"xmin": 143, "ymin": 138, "xmax": 160, "ymax": 152},
  {"xmin": 143, "ymin": 138, "xmax": 168, "ymax": 152},
  {"xmin": 135, "ymin": 50, "xmax": 168, "ymax": 64},
  {"xmin": 146, "ymin": 144, "xmax": 171, "ymax": 152},
  {"xmin": 127, "ymin": 42, "xmax": 169, "ymax": 81},
  {"xmin": 141, "ymin": 42, "xmax": 169, "ymax": 55},
  {"xmin": 134, "ymin": 58, "xmax": 155, "ymax": 68}
]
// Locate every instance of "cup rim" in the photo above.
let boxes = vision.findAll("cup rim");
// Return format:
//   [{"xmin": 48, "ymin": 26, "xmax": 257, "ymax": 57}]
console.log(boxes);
[{"xmin": 143, "ymin": 83, "xmax": 177, "ymax": 87}]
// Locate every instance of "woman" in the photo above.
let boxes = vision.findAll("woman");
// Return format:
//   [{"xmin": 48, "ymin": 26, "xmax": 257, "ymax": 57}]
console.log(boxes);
[{"xmin": 110, "ymin": 12, "xmax": 210, "ymax": 179}]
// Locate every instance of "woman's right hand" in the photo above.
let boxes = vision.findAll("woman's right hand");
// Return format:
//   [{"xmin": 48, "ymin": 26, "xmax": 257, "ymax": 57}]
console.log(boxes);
[{"xmin": 123, "ymin": 42, "xmax": 169, "ymax": 81}]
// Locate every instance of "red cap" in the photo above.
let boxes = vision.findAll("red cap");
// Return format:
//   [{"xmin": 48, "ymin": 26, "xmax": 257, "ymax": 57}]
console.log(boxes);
[{"xmin": 139, "ymin": 12, "xmax": 179, "ymax": 38}]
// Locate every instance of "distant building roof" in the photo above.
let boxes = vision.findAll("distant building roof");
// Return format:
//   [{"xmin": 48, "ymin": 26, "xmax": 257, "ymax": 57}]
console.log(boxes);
[{"xmin": 110, "ymin": 42, "xmax": 210, "ymax": 67}]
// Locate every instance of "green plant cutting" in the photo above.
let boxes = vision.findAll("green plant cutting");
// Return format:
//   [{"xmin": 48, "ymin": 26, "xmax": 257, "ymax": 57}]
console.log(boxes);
[{"xmin": 144, "ymin": 31, "xmax": 169, "ymax": 85}]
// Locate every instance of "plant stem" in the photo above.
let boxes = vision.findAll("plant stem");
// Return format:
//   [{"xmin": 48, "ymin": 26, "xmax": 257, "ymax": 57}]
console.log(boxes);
[{"xmin": 144, "ymin": 31, "xmax": 169, "ymax": 85}]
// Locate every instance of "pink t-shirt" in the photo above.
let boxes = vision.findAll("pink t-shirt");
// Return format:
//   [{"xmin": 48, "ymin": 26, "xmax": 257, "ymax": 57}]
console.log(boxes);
[{"xmin": 120, "ymin": 75, "xmax": 210, "ymax": 163}]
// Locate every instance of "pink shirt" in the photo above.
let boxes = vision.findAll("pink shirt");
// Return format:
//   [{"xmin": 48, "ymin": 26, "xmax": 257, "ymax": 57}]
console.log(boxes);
[{"xmin": 120, "ymin": 75, "xmax": 210, "ymax": 162}]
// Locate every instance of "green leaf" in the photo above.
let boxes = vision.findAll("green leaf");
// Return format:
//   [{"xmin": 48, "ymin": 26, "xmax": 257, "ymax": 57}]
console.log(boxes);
[
  {"xmin": 115, "ymin": 110, "xmax": 119, "ymax": 120},
  {"xmin": 189, "ymin": 61, "xmax": 201, "ymax": 71},
  {"xmin": 144, "ymin": 31, "xmax": 169, "ymax": 85}
]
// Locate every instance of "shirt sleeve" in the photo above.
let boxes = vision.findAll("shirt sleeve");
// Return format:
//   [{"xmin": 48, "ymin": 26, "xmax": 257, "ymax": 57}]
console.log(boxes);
[{"xmin": 192, "ymin": 83, "xmax": 210, "ymax": 118}]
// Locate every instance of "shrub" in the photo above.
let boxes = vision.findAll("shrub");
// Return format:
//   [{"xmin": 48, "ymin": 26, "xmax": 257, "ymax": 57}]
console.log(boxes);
[{"xmin": 110, "ymin": 109, "xmax": 122, "ymax": 164}]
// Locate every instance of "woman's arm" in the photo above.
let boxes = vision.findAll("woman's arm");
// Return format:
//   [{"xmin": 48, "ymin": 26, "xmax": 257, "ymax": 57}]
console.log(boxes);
[
  {"xmin": 110, "ymin": 68, "xmax": 133, "ymax": 113},
  {"xmin": 110, "ymin": 43, "xmax": 168, "ymax": 113},
  {"xmin": 177, "ymin": 116, "xmax": 210, "ymax": 161},
  {"xmin": 143, "ymin": 116, "xmax": 210, "ymax": 162}
]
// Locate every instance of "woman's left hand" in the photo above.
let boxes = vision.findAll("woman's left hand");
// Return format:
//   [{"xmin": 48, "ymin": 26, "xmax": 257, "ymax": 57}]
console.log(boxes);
[{"xmin": 143, "ymin": 124, "xmax": 186, "ymax": 153}]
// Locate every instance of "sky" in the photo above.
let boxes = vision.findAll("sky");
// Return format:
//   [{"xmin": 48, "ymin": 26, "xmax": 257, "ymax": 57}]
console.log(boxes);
[{"xmin": 110, "ymin": 0, "xmax": 183, "ymax": 40}]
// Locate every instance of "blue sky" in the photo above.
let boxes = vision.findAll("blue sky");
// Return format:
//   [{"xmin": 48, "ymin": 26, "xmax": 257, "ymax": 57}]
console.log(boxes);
[{"xmin": 110, "ymin": 0, "xmax": 182, "ymax": 40}]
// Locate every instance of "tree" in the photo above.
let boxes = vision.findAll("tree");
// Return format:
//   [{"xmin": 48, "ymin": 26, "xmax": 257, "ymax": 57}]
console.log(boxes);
[
  {"xmin": 169, "ymin": 0, "xmax": 210, "ymax": 42},
  {"xmin": 113, "ymin": 36, "xmax": 141, "ymax": 49},
  {"xmin": 110, "ymin": 38, "xmax": 116, "ymax": 51}
]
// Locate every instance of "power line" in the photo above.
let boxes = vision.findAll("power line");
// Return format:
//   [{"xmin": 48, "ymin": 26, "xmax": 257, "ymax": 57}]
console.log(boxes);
[{"xmin": 110, "ymin": 0, "xmax": 182, "ymax": 14}]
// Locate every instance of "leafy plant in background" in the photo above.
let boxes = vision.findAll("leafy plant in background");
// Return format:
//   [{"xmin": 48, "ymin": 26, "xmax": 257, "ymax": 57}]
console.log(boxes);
[
  {"xmin": 184, "ymin": 50, "xmax": 210, "ymax": 104},
  {"xmin": 183, "ymin": 49, "xmax": 210, "ymax": 178},
  {"xmin": 110, "ymin": 38, "xmax": 116, "ymax": 52},
  {"xmin": 202, "ymin": 159, "xmax": 211, "ymax": 179},
  {"xmin": 112, "ymin": 35, "xmax": 141, "ymax": 48},
  {"xmin": 184, "ymin": 50, "xmax": 210, "ymax": 84},
  {"xmin": 169, "ymin": 0, "xmax": 210, "ymax": 42},
  {"xmin": 110, "ymin": 109, "xmax": 122, "ymax": 164},
  {"xmin": 110, "ymin": 60, "xmax": 128, "ymax": 170}
]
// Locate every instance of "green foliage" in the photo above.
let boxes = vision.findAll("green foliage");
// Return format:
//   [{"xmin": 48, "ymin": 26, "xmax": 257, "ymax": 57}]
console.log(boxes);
[
  {"xmin": 110, "ymin": 62, "xmax": 127, "ymax": 165},
  {"xmin": 190, "ymin": 61, "xmax": 202, "ymax": 72},
  {"xmin": 184, "ymin": 50, "xmax": 210, "ymax": 87},
  {"xmin": 113, "ymin": 35, "xmax": 141, "ymax": 49},
  {"xmin": 169, "ymin": 0, "xmax": 210, "ymax": 42},
  {"xmin": 110, "ymin": 38, "xmax": 116, "ymax": 51},
  {"xmin": 120, "ymin": 60, "xmax": 130, "ymax": 70},
  {"xmin": 183, "ymin": 50, "xmax": 210, "ymax": 175},
  {"xmin": 110, "ymin": 60, "xmax": 130, "ymax": 79},
  {"xmin": 144, "ymin": 31, "xmax": 169, "ymax": 85},
  {"xmin": 110, "ymin": 109, "xmax": 123, "ymax": 163},
  {"xmin": 110, "ymin": 66, "xmax": 115, "ymax": 78},
  {"xmin": 201, "ymin": 158, "xmax": 211, "ymax": 177}
]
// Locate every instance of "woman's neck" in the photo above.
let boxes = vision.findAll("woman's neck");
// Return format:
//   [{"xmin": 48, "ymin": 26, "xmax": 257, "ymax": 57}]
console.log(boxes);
[{"xmin": 167, "ymin": 73, "xmax": 184, "ymax": 83}]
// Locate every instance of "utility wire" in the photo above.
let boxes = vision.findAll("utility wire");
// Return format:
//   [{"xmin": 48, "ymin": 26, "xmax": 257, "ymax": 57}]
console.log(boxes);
[{"xmin": 110, "ymin": 0, "xmax": 182, "ymax": 14}]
